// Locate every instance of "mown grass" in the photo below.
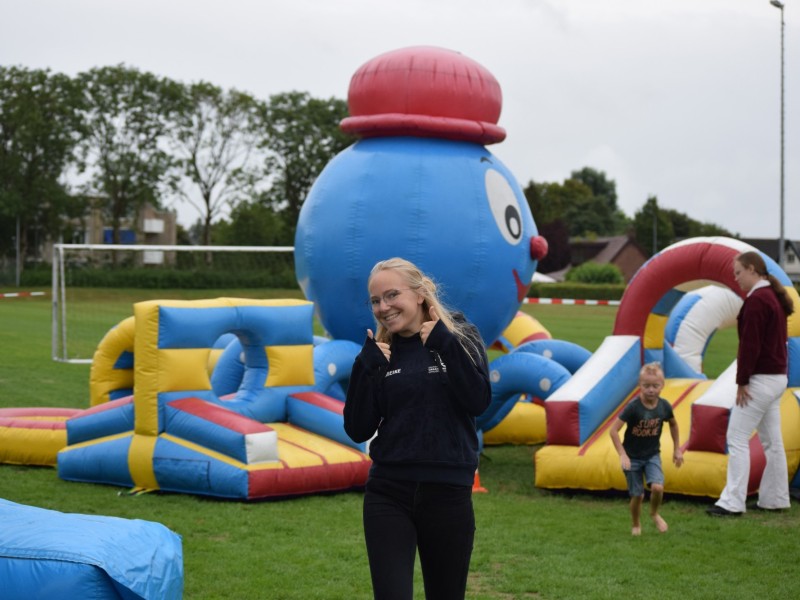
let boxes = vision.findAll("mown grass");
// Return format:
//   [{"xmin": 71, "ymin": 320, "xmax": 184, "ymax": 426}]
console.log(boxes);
[{"xmin": 1, "ymin": 291, "xmax": 797, "ymax": 599}]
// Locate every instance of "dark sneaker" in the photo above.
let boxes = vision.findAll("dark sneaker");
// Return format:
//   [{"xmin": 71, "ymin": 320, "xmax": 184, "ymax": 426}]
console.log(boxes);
[
  {"xmin": 706, "ymin": 505, "xmax": 742, "ymax": 517},
  {"xmin": 752, "ymin": 505, "xmax": 789, "ymax": 513}
]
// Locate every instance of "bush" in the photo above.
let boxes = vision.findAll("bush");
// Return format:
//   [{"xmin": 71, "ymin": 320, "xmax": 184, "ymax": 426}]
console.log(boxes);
[
  {"xmin": 59, "ymin": 266, "xmax": 298, "ymax": 289},
  {"xmin": 565, "ymin": 262, "xmax": 624, "ymax": 284},
  {"xmin": 18, "ymin": 264, "xmax": 52, "ymax": 286},
  {"xmin": 18, "ymin": 253, "xmax": 299, "ymax": 290},
  {"xmin": 20, "ymin": 264, "xmax": 297, "ymax": 290},
  {"xmin": 528, "ymin": 282, "xmax": 625, "ymax": 300}
]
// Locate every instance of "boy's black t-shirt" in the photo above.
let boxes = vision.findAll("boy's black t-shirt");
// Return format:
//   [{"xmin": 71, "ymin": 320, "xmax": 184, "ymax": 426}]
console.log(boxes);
[{"xmin": 618, "ymin": 397, "xmax": 674, "ymax": 460}]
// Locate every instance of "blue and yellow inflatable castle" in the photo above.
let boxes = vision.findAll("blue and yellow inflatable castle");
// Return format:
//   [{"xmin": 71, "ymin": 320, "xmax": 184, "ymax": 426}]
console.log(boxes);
[{"xmin": 55, "ymin": 298, "xmax": 370, "ymax": 500}]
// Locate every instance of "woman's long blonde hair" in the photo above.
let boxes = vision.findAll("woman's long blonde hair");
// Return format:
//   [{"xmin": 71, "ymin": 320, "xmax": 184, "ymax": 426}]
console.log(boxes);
[{"xmin": 368, "ymin": 258, "xmax": 483, "ymax": 361}]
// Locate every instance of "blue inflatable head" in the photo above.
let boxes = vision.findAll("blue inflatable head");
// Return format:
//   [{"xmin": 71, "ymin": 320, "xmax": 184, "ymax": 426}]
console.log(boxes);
[{"xmin": 295, "ymin": 136, "xmax": 543, "ymax": 344}]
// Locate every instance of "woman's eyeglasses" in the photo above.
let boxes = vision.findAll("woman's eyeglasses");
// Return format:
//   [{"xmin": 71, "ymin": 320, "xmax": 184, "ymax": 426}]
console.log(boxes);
[{"xmin": 368, "ymin": 289, "xmax": 411, "ymax": 308}]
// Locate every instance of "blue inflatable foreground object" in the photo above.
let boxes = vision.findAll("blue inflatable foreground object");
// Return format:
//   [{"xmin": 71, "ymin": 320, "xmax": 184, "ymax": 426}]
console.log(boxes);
[{"xmin": 0, "ymin": 499, "xmax": 183, "ymax": 600}]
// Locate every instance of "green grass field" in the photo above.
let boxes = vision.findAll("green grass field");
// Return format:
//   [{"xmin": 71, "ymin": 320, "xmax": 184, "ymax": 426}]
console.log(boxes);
[{"xmin": 1, "ymin": 291, "xmax": 797, "ymax": 599}]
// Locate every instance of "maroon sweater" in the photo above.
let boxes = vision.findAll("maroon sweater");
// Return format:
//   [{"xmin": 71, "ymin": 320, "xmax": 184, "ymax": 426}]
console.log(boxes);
[{"xmin": 736, "ymin": 284, "xmax": 789, "ymax": 385}]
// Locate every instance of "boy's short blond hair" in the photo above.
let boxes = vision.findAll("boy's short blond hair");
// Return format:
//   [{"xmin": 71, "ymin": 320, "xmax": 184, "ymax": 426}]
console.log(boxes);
[{"xmin": 639, "ymin": 362, "xmax": 664, "ymax": 381}]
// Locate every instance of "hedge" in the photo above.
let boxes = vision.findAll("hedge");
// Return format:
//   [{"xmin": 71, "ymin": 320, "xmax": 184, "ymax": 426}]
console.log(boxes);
[
  {"xmin": 527, "ymin": 282, "xmax": 626, "ymax": 301},
  {"xmin": 19, "ymin": 265, "xmax": 297, "ymax": 290},
  {"xmin": 14, "ymin": 264, "xmax": 800, "ymax": 299}
]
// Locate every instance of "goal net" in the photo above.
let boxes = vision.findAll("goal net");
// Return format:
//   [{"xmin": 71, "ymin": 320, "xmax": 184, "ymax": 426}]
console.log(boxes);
[{"xmin": 52, "ymin": 243, "xmax": 296, "ymax": 363}]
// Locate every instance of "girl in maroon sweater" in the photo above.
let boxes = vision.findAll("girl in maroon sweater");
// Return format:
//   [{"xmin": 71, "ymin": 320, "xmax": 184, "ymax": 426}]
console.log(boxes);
[{"xmin": 708, "ymin": 251, "xmax": 795, "ymax": 516}]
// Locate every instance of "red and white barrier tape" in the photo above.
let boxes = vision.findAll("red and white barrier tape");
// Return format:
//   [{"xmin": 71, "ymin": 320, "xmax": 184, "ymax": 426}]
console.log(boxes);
[
  {"xmin": 523, "ymin": 297, "xmax": 619, "ymax": 306},
  {"xmin": 0, "ymin": 290, "xmax": 617, "ymax": 305},
  {"xmin": 0, "ymin": 291, "xmax": 46, "ymax": 299}
]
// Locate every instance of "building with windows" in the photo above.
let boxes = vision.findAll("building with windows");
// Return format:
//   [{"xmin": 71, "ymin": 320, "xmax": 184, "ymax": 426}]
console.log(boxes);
[
  {"xmin": 43, "ymin": 202, "xmax": 178, "ymax": 267},
  {"xmin": 740, "ymin": 238, "xmax": 800, "ymax": 283}
]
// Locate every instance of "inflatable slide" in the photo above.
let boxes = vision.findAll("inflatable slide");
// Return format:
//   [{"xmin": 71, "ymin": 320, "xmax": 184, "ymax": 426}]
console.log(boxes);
[{"xmin": 535, "ymin": 237, "xmax": 800, "ymax": 497}]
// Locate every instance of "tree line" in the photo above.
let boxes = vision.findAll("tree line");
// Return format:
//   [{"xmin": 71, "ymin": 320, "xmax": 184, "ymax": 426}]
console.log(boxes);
[
  {"xmin": 524, "ymin": 167, "xmax": 735, "ymax": 273},
  {"xmin": 0, "ymin": 64, "xmax": 354, "ymax": 268},
  {"xmin": 1, "ymin": 64, "xmax": 733, "ymax": 277}
]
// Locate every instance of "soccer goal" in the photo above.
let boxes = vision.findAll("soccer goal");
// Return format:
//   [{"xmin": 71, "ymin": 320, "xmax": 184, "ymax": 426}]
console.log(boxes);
[{"xmin": 52, "ymin": 243, "xmax": 296, "ymax": 363}]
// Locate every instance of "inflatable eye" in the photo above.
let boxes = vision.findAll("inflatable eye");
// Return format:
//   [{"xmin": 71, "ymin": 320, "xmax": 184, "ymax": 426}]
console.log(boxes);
[{"xmin": 485, "ymin": 169, "xmax": 523, "ymax": 245}]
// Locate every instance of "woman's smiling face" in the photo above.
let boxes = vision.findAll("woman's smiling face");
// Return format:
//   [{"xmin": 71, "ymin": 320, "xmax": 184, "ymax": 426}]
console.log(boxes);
[{"xmin": 368, "ymin": 269, "xmax": 425, "ymax": 338}]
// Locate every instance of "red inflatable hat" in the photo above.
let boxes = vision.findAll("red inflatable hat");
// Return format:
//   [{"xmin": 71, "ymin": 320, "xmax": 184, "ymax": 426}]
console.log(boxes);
[{"xmin": 341, "ymin": 46, "xmax": 506, "ymax": 145}]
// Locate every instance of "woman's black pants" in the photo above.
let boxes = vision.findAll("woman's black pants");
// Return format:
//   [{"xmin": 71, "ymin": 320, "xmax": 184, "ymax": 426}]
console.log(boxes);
[{"xmin": 362, "ymin": 476, "xmax": 475, "ymax": 600}]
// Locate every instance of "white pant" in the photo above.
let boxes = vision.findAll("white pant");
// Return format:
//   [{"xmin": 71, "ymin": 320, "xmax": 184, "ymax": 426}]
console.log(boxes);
[{"xmin": 716, "ymin": 374, "xmax": 790, "ymax": 513}]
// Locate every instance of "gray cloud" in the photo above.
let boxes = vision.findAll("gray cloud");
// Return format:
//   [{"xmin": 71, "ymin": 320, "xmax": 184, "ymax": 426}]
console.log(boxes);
[{"xmin": 4, "ymin": 0, "xmax": 797, "ymax": 238}]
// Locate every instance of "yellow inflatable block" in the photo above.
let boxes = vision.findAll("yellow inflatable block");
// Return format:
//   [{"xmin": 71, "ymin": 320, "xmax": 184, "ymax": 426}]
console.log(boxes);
[
  {"xmin": 483, "ymin": 402, "xmax": 546, "ymax": 445},
  {"xmin": 266, "ymin": 345, "xmax": 315, "ymax": 387},
  {"xmin": 90, "ymin": 316, "xmax": 135, "ymax": 406},
  {"xmin": 0, "ymin": 426, "xmax": 67, "ymax": 467}
]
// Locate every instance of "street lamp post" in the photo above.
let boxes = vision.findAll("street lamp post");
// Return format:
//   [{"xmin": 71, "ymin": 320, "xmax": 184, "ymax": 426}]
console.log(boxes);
[{"xmin": 770, "ymin": 0, "xmax": 785, "ymax": 267}]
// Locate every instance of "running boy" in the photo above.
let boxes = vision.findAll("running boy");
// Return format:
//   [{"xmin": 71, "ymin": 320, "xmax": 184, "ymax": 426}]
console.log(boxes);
[{"xmin": 610, "ymin": 363, "xmax": 684, "ymax": 535}]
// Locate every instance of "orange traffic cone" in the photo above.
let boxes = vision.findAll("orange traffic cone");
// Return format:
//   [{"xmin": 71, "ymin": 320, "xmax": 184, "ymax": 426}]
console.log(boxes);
[{"xmin": 472, "ymin": 469, "xmax": 488, "ymax": 493}]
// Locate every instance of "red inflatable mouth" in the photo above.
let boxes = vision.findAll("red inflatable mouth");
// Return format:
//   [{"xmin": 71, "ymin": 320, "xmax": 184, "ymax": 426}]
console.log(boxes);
[{"xmin": 513, "ymin": 269, "xmax": 528, "ymax": 303}]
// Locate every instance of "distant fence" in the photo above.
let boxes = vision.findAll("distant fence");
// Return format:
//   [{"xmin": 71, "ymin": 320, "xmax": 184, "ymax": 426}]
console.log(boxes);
[{"xmin": 0, "ymin": 291, "xmax": 46, "ymax": 299}]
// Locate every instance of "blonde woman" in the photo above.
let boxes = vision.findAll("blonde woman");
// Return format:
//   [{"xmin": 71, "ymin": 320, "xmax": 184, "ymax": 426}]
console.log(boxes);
[{"xmin": 344, "ymin": 258, "xmax": 491, "ymax": 600}]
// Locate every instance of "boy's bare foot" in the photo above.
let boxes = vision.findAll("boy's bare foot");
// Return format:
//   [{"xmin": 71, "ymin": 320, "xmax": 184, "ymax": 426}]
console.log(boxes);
[
  {"xmin": 652, "ymin": 514, "xmax": 668, "ymax": 533},
  {"xmin": 631, "ymin": 526, "xmax": 641, "ymax": 536}
]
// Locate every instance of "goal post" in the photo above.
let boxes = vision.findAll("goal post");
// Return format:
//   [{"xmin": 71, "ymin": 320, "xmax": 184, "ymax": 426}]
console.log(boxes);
[{"xmin": 52, "ymin": 243, "xmax": 296, "ymax": 363}]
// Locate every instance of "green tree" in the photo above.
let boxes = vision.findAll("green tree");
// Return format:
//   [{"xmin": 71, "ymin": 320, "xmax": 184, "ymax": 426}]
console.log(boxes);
[
  {"xmin": 524, "ymin": 169, "xmax": 629, "ymax": 240},
  {"xmin": 662, "ymin": 208, "xmax": 733, "ymax": 239},
  {"xmin": 524, "ymin": 179, "xmax": 588, "ymax": 273},
  {"xmin": 213, "ymin": 201, "xmax": 291, "ymax": 246},
  {"xmin": 524, "ymin": 180, "xmax": 566, "ymax": 227},
  {"xmin": 561, "ymin": 178, "xmax": 608, "ymax": 237},
  {"xmin": 525, "ymin": 178, "xmax": 602, "ymax": 237},
  {"xmin": 171, "ymin": 82, "xmax": 262, "ymax": 246},
  {"xmin": 632, "ymin": 196, "xmax": 734, "ymax": 256},
  {"xmin": 78, "ymin": 65, "xmax": 183, "ymax": 245},
  {"xmin": 632, "ymin": 196, "xmax": 675, "ymax": 255},
  {"xmin": 536, "ymin": 219, "xmax": 571, "ymax": 273},
  {"xmin": 258, "ymin": 92, "xmax": 354, "ymax": 230},
  {"xmin": 0, "ymin": 66, "xmax": 85, "ymax": 265},
  {"xmin": 569, "ymin": 167, "xmax": 629, "ymax": 234}
]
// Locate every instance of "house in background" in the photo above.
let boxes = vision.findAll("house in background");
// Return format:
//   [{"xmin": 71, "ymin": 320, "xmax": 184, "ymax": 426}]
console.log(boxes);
[
  {"xmin": 44, "ymin": 202, "xmax": 178, "ymax": 266},
  {"xmin": 543, "ymin": 235, "xmax": 648, "ymax": 283},
  {"xmin": 741, "ymin": 238, "xmax": 800, "ymax": 283},
  {"xmin": 82, "ymin": 203, "xmax": 177, "ymax": 249},
  {"xmin": 539, "ymin": 235, "xmax": 800, "ymax": 285}
]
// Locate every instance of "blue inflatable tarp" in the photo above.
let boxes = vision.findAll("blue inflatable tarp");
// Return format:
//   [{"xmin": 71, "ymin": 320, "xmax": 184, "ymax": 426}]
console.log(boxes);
[{"xmin": 0, "ymin": 499, "xmax": 183, "ymax": 600}]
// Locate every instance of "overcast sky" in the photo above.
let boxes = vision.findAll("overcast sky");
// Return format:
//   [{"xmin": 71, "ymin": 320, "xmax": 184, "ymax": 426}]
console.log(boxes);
[{"xmin": 4, "ymin": 0, "xmax": 798, "ymax": 239}]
